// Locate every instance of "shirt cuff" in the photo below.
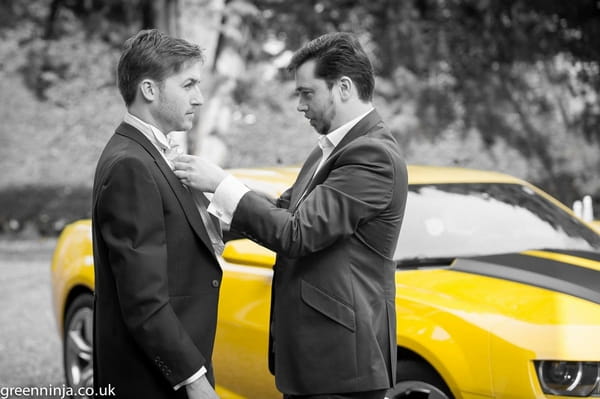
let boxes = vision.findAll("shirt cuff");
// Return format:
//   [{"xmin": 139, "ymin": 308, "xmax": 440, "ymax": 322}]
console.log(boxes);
[
  {"xmin": 173, "ymin": 366, "xmax": 207, "ymax": 391},
  {"xmin": 208, "ymin": 174, "xmax": 250, "ymax": 225}
]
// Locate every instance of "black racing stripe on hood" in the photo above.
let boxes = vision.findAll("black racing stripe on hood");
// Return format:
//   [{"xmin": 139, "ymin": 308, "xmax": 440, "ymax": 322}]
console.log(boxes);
[
  {"xmin": 540, "ymin": 249, "xmax": 600, "ymax": 262},
  {"xmin": 452, "ymin": 253, "xmax": 600, "ymax": 305}
]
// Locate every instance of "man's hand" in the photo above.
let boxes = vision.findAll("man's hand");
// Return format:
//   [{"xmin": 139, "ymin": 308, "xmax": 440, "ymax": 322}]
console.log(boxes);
[
  {"xmin": 172, "ymin": 154, "xmax": 228, "ymax": 192},
  {"xmin": 185, "ymin": 374, "xmax": 220, "ymax": 399}
]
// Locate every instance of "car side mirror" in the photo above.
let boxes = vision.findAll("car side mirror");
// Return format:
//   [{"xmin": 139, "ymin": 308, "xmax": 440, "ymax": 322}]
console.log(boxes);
[{"xmin": 221, "ymin": 238, "xmax": 276, "ymax": 268}]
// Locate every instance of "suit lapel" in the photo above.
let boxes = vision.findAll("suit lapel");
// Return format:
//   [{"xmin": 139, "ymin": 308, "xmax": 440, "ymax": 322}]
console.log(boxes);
[
  {"xmin": 290, "ymin": 146, "xmax": 322, "ymax": 207},
  {"xmin": 293, "ymin": 110, "xmax": 384, "ymax": 210},
  {"xmin": 115, "ymin": 123, "xmax": 217, "ymax": 259}
]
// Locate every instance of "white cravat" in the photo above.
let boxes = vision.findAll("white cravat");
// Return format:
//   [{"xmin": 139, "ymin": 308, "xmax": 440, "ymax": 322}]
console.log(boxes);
[
  {"xmin": 170, "ymin": 163, "xmax": 224, "ymax": 255},
  {"xmin": 162, "ymin": 141, "xmax": 224, "ymax": 256},
  {"xmin": 123, "ymin": 113, "xmax": 224, "ymax": 256}
]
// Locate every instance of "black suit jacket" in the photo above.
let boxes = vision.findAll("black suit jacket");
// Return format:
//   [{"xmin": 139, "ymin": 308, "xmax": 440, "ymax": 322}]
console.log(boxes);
[
  {"xmin": 92, "ymin": 123, "xmax": 222, "ymax": 398},
  {"xmin": 231, "ymin": 110, "xmax": 408, "ymax": 395}
]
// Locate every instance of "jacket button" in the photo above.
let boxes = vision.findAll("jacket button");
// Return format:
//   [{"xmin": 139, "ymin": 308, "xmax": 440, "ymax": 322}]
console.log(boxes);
[{"xmin": 211, "ymin": 280, "xmax": 220, "ymax": 288}]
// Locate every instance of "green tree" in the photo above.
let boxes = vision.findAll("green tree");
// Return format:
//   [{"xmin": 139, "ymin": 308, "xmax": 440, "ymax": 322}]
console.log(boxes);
[
  {"xmin": 1, "ymin": 0, "xmax": 599, "ymax": 207},
  {"xmin": 245, "ymin": 0, "xmax": 600, "ymax": 201}
]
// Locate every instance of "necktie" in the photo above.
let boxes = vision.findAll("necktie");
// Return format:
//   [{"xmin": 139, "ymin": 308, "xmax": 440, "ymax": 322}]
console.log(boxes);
[
  {"xmin": 164, "ymin": 143, "xmax": 225, "ymax": 256},
  {"xmin": 190, "ymin": 190, "xmax": 225, "ymax": 256}
]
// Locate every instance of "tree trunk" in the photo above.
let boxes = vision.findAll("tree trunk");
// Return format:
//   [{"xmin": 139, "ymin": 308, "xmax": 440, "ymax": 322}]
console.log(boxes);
[
  {"xmin": 179, "ymin": 0, "xmax": 230, "ymax": 162},
  {"xmin": 179, "ymin": 0, "xmax": 224, "ymax": 69},
  {"xmin": 151, "ymin": 0, "xmax": 180, "ymax": 36}
]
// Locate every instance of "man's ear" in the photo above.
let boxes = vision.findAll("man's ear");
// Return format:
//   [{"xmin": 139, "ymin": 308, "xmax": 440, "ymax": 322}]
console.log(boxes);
[
  {"xmin": 139, "ymin": 79, "xmax": 158, "ymax": 102},
  {"xmin": 338, "ymin": 76, "xmax": 353, "ymax": 101}
]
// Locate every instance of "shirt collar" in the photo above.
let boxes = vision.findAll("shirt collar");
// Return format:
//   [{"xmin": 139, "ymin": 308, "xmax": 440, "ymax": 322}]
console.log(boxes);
[
  {"xmin": 322, "ymin": 107, "xmax": 374, "ymax": 149},
  {"xmin": 123, "ymin": 112, "xmax": 171, "ymax": 152}
]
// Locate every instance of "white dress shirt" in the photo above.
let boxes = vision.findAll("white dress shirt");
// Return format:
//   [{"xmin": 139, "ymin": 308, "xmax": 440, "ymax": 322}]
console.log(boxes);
[
  {"xmin": 122, "ymin": 112, "xmax": 207, "ymax": 390},
  {"xmin": 123, "ymin": 112, "xmax": 175, "ymax": 166},
  {"xmin": 208, "ymin": 107, "xmax": 374, "ymax": 224}
]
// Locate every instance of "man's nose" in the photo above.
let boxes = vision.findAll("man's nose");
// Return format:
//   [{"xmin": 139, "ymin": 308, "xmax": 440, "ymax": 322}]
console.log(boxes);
[
  {"xmin": 191, "ymin": 89, "xmax": 204, "ymax": 106},
  {"xmin": 297, "ymin": 101, "xmax": 307, "ymax": 112}
]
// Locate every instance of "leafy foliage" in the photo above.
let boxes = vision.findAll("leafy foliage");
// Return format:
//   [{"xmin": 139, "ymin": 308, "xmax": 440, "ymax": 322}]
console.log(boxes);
[
  {"xmin": 248, "ymin": 0, "xmax": 600, "ymax": 200},
  {"xmin": 1, "ymin": 0, "xmax": 599, "ymax": 235}
]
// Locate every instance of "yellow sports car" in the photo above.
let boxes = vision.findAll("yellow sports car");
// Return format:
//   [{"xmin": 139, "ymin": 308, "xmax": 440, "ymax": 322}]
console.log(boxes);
[{"xmin": 51, "ymin": 165, "xmax": 600, "ymax": 399}]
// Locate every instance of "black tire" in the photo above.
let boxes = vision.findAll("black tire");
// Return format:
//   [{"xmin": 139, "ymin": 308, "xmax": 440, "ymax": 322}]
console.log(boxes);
[
  {"xmin": 63, "ymin": 293, "xmax": 94, "ymax": 398},
  {"xmin": 386, "ymin": 359, "xmax": 454, "ymax": 399}
]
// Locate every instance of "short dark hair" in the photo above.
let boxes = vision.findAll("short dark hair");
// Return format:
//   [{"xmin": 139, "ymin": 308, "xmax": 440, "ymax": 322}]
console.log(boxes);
[
  {"xmin": 288, "ymin": 32, "xmax": 374, "ymax": 102},
  {"xmin": 117, "ymin": 29, "xmax": 204, "ymax": 106}
]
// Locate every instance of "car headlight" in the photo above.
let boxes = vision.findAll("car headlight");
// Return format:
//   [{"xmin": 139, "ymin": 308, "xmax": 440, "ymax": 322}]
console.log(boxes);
[{"xmin": 535, "ymin": 361, "xmax": 600, "ymax": 397}]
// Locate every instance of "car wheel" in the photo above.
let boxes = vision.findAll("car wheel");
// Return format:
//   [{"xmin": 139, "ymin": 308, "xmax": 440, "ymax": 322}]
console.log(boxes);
[
  {"xmin": 386, "ymin": 359, "xmax": 453, "ymax": 399},
  {"xmin": 63, "ymin": 293, "xmax": 94, "ymax": 398}
]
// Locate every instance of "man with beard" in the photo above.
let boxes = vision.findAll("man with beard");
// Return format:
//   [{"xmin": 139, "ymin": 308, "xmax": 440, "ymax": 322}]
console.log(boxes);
[{"xmin": 174, "ymin": 32, "xmax": 408, "ymax": 399}]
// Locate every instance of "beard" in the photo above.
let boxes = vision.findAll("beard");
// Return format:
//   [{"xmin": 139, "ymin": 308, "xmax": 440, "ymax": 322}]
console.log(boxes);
[{"xmin": 314, "ymin": 93, "xmax": 336, "ymax": 135}]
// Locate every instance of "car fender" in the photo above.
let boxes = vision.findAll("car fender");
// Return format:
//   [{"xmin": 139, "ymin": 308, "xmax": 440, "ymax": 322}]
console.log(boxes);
[
  {"xmin": 50, "ymin": 220, "xmax": 94, "ymax": 334},
  {"xmin": 395, "ymin": 307, "xmax": 493, "ymax": 398}
]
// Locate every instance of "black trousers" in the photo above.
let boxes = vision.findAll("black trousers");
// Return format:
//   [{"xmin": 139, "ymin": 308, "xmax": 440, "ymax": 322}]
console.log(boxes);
[{"xmin": 284, "ymin": 389, "xmax": 388, "ymax": 399}]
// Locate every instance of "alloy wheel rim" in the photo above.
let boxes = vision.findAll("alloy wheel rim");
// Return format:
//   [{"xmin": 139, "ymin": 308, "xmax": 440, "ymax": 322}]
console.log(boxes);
[{"xmin": 65, "ymin": 306, "xmax": 93, "ymax": 394}]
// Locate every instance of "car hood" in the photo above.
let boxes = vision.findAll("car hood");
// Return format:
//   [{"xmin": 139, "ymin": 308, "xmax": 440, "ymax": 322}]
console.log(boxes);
[{"xmin": 396, "ymin": 249, "xmax": 600, "ymax": 359}]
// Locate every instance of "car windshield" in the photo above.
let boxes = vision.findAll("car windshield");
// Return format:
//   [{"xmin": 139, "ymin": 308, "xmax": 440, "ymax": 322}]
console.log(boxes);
[{"xmin": 394, "ymin": 183, "xmax": 600, "ymax": 264}]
